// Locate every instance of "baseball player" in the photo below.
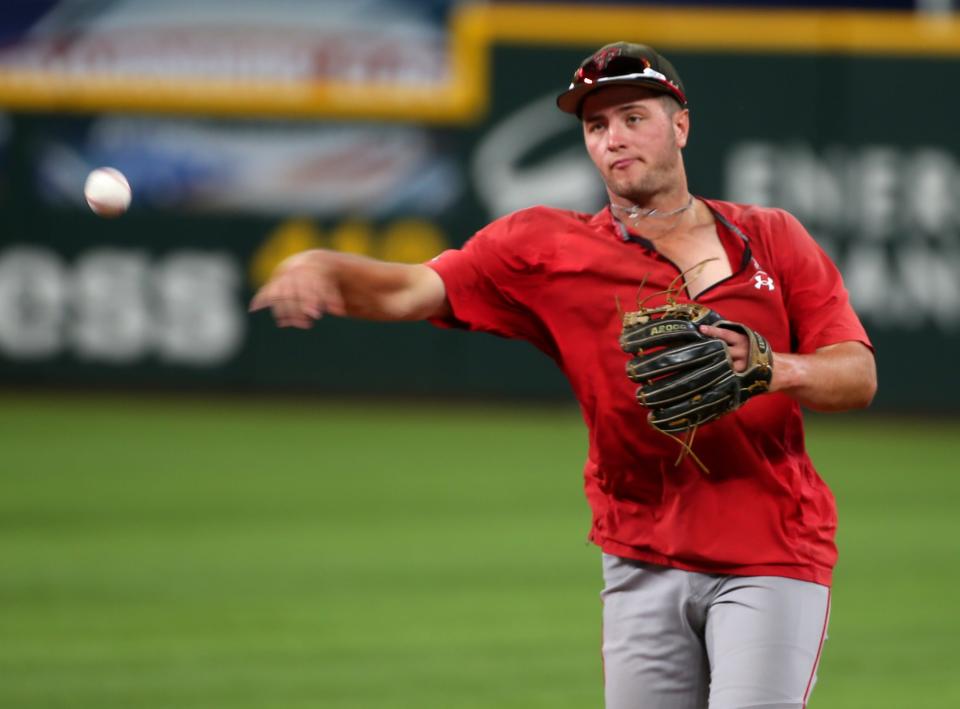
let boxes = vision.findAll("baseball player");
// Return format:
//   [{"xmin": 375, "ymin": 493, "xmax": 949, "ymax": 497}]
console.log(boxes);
[{"xmin": 251, "ymin": 42, "xmax": 877, "ymax": 709}]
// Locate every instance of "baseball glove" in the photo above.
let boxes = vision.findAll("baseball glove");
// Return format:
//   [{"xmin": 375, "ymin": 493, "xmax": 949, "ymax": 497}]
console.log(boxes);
[{"xmin": 620, "ymin": 299, "xmax": 774, "ymax": 436}]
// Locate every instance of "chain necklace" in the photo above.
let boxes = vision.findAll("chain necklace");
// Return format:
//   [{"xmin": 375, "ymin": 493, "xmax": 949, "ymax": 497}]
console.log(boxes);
[{"xmin": 611, "ymin": 194, "xmax": 695, "ymax": 222}]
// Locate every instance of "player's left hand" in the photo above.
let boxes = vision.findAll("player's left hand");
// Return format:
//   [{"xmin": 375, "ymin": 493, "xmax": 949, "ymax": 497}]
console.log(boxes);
[{"xmin": 699, "ymin": 324, "xmax": 749, "ymax": 372}]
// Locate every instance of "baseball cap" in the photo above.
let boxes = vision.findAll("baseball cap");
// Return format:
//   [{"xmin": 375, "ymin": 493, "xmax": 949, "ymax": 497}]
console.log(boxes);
[{"xmin": 556, "ymin": 42, "xmax": 688, "ymax": 116}]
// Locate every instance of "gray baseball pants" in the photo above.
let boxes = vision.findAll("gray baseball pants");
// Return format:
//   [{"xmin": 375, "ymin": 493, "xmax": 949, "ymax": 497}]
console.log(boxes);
[{"xmin": 602, "ymin": 554, "xmax": 831, "ymax": 709}]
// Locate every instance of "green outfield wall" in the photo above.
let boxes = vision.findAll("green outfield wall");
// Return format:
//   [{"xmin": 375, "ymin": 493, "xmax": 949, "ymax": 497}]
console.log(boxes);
[{"xmin": 1, "ymin": 6, "xmax": 958, "ymax": 410}]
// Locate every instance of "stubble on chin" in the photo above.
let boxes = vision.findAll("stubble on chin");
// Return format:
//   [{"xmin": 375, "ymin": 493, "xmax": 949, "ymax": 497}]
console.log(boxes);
[
  {"xmin": 609, "ymin": 153, "xmax": 679, "ymax": 205},
  {"xmin": 608, "ymin": 172, "xmax": 659, "ymax": 206}
]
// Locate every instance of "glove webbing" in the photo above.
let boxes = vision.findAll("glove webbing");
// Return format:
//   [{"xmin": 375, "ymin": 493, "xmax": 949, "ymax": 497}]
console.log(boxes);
[{"xmin": 621, "ymin": 258, "xmax": 723, "ymax": 475}]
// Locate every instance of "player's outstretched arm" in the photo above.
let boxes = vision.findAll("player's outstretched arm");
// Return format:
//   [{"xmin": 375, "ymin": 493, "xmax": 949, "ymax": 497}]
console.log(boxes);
[{"xmin": 249, "ymin": 249, "xmax": 450, "ymax": 328}]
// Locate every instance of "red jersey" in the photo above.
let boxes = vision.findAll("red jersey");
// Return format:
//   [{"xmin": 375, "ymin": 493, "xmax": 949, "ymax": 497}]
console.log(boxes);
[{"xmin": 426, "ymin": 199, "xmax": 871, "ymax": 585}]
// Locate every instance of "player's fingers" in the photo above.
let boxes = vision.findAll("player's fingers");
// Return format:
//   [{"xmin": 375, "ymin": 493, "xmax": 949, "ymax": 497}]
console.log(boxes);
[
  {"xmin": 700, "ymin": 325, "xmax": 749, "ymax": 371},
  {"xmin": 276, "ymin": 314, "xmax": 314, "ymax": 329},
  {"xmin": 291, "ymin": 273, "xmax": 326, "ymax": 320},
  {"xmin": 250, "ymin": 272, "xmax": 297, "ymax": 313},
  {"xmin": 270, "ymin": 300, "xmax": 295, "ymax": 324},
  {"xmin": 699, "ymin": 324, "xmax": 741, "ymax": 346},
  {"xmin": 250, "ymin": 258, "xmax": 331, "ymax": 323},
  {"xmin": 249, "ymin": 283, "xmax": 277, "ymax": 312},
  {"xmin": 261, "ymin": 273, "xmax": 313, "ymax": 322},
  {"xmin": 250, "ymin": 285, "xmax": 294, "ymax": 324},
  {"xmin": 272, "ymin": 296, "xmax": 316, "ymax": 327}
]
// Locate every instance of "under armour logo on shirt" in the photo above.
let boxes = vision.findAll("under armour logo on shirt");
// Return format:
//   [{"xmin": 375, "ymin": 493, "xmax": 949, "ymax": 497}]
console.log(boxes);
[{"xmin": 754, "ymin": 272, "xmax": 775, "ymax": 291}]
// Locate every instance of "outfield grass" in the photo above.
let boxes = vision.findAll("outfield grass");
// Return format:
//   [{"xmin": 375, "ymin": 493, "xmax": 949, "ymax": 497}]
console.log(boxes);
[{"xmin": 0, "ymin": 394, "xmax": 957, "ymax": 708}]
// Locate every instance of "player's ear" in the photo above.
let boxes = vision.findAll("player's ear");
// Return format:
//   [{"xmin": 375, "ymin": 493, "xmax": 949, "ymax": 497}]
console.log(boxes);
[{"xmin": 674, "ymin": 108, "xmax": 690, "ymax": 149}]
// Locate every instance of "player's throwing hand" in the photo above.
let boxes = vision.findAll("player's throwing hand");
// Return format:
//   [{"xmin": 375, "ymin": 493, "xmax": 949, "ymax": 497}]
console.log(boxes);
[{"xmin": 249, "ymin": 250, "xmax": 346, "ymax": 328}]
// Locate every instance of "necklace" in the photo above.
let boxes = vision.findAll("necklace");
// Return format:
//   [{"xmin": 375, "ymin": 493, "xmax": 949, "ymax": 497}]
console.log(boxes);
[{"xmin": 611, "ymin": 194, "xmax": 695, "ymax": 221}]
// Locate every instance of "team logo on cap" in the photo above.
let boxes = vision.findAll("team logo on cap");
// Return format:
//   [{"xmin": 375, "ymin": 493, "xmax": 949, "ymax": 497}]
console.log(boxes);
[{"xmin": 591, "ymin": 46, "xmax": 624, "ymax": 70}]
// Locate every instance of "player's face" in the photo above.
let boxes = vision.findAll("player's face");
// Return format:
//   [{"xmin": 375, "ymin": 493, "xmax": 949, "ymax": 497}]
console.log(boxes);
[{"xmin": 581, "ymin": 86, "xmax": 689, "ymax": 205}]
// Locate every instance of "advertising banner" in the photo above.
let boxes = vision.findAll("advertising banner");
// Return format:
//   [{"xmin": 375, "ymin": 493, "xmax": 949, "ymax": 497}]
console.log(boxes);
[{"xmin": 0, "ymin": 0, "xmax": 475, "ymax": 121}]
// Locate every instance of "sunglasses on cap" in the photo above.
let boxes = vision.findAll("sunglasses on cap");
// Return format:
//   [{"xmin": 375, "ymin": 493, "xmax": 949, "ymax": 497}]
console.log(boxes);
[{"xmin": 556, "ymin": 43, "xmax": 688, "ymax": 115}]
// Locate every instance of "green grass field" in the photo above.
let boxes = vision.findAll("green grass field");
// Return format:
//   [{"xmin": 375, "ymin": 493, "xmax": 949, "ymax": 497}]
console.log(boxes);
[{"xmin": 1, "ymin": 394, "xmax": 957, "ymax": 708}]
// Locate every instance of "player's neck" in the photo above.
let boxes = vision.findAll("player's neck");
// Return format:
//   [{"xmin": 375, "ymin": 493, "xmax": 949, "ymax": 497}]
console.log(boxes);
[
  {"xmin": 610, "ymin": 189, "xmax": 697, "ymax": 241},
  {"xmin": 611, "ymin": 193, "xmax": 693, "ymax": 220}
]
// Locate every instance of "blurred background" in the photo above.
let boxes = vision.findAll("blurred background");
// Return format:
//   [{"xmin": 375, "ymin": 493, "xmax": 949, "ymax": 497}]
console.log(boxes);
[{"xmin": 1, "ymin": 1, "xmax": 958, "ymax": 708}]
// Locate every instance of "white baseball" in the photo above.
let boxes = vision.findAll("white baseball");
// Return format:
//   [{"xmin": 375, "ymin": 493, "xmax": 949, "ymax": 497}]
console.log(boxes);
[{"xmin": 84, "ymin": 167, "xmax": 132, "ymax": 217}]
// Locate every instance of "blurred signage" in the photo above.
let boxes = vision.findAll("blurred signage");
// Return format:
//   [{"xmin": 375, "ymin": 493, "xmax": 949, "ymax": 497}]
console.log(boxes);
[
  {"xmin": 35, "ymin": 117, "xmax": 463, "ymax": 216},
  {"xmin": 727, "ymin": 142, "xmax": 960, "ymax": 331},
  {"xmin": 0, "ymin": 246, "xmax": 244, "ymax": 365},
  {"xmin": 0, "ymin": 0, "xmax": 479, "ymax": 122}
]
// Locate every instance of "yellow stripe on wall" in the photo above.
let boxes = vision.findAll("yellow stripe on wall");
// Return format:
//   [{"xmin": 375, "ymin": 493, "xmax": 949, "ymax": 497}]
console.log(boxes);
[
  {"xmin": 0, "ymin": 3, "xmax": 958, "ymax": 121},
  {"xmin": 485, "ymin": 5, "xmax": 960, "ymax": 56}
]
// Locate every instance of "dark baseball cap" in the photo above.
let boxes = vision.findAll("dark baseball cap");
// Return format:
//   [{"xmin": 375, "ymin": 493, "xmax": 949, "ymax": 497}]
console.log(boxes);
[{"xmin": 556, "ymin": 42, "xmax": 688, "ymax": 116}]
